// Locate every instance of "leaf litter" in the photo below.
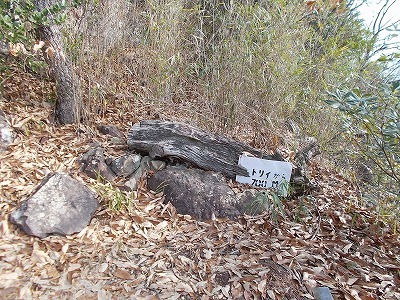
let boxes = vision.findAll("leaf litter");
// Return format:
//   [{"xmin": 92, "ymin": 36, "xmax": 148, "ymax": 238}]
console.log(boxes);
[{"xmin": 0, "ymin": 71, "xmax": 399, "ymax": 299}]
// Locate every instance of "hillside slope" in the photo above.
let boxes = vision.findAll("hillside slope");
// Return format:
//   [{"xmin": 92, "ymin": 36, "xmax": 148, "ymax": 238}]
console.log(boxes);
[{"xmin": 0, "ymin": 67, "xmax": 399, "ymax": 300}]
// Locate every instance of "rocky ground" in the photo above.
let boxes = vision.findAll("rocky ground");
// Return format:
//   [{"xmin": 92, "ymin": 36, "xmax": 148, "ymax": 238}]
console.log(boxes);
[{"xmin": 0, "ymin": 67, "xmax": 399, "ymax": 299}]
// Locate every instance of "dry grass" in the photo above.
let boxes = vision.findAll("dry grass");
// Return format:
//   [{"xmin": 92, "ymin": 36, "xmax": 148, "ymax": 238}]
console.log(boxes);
[{"xmin": 63, "ymin": 1, "xmax": 371, "ymax": 149}]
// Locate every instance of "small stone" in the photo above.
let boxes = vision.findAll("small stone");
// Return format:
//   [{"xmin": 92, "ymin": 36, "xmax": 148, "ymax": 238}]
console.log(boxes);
[
  {"xmin": 110, "ymin": 154, "xmax": 141, "ymax": 177},
  {"xmin": 150, "ymin": 160, "xmax": 166, "ymax": 171},
  {"xmin": 124, "ymin": 177, "xmax": 138, "ymax": 191},
  {"xmin": 78, "ymin": 146, "xmax": 116, "ymax": 182},
  {"xmin": 313, "ymin": 287, "xmax": 334, "ymax": 300},
  {"xmin": 140, "ymin": 156, "xmax": 152, "ymax": 168},
  {"xmin": 97, "ymin": 124, "xmax": 125, "ymax": 138},
  {"xmin": 0, "ymin": 109, "xmax": 13, "ymax": 151},
  {"xmin": 110, "ymin": 137, "xmax": 126, "ymax": 145},
  {"xmin": 105, "ymin": 157, "xmax": 113, "ymax": 165},
  {"xmin": 124, "ymin": 165, "xmax": 145, "ymax": 191},
  {"xmin": 124, "ymin": 156, "xmax": 165, "ymax": 191}
]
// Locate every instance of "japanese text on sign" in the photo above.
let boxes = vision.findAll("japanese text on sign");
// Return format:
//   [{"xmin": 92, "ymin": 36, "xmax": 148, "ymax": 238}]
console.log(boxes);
[{"xmin": 235, "ymin": 155, "xmax": 292, "ymax": 195}]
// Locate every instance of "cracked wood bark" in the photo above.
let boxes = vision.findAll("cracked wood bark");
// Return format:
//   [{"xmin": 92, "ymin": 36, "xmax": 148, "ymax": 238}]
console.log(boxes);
[
  {"xmin": 127, "ymin": 120, "xmax": 270, "ymax": 178},
  {"xmin": 34, "ymin": 0, "xmax": 81, "ymax": 124}
]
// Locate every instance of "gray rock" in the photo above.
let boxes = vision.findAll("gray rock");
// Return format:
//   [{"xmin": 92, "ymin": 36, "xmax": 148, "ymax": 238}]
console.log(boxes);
[
  {"xmin": 9, "ymin": 173, "xmax": 99, "ymax": 238},
  {"xmin": 147, "ymin": 166, "xmax": 242, "ymax": 220},
  {"xmin": 313, "ymin": 287, "xmax": 334, "ymax": 300},
  {"xmin": 140, "ymin": 156, "xmax": 166, "ymax": 172},
  {"xmin": 235, "ymin": 189, "xmax": 264, "ymax": 215},
  {"xmin": 140, "ymin": 156, "xmax": 153, "ymax": 168},
  {"xmin": 97, "ymin": 124, "xmax": 125, "ymax": 138},
  {"xmin": 78, "ymin": 146, "xmax": 116, "ymax": 182},
  {"xmin": 110, "ymin": 154, "xmax": 141, "ymax": 177},
  {"xmin": 150, "ymin": 160, "xmax": 166, "ymax": 171},
  {"xmin": 0, "ymin": 109, "xmax": 12, "ymax": 151},
  {"xmin": 124, "ymin": 163, "xmax": 146, "ymax": 191},
  {"xmin": 124, "ymin": 176, "xmax": 139, "ymax": 191},
  {"xmin": 109, "ymin": 137, "xmax": 126, "ymax": 145},
  {"xmin": 124, "ymin": 156, "xmax": 166, "ymax": 191}
]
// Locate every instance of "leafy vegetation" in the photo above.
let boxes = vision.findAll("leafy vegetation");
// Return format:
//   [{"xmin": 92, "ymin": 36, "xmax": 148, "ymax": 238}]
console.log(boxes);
[
  {"xmin": 0, "ymin": 0, "xmax": 94, "ymax": 73},
  {"xmin": 0, "ymin": 0, "xmax": 67, "ymax": 45},
  {"xmin": 247, "ymin": 190, "xmax": 286, "ymax": 221},
  {"xmin": 92, "ymin": 173, "xmax": 137, "ymax": 213},
  {"xmin": 325, "ymin": 81, "xmax": 400, "ymax": 230}
]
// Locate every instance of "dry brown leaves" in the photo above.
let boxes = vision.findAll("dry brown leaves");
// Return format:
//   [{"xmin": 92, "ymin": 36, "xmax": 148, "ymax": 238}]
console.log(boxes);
[{"xmin": 0, "ymin": 74, "xmax": 399, "ymax": 299}]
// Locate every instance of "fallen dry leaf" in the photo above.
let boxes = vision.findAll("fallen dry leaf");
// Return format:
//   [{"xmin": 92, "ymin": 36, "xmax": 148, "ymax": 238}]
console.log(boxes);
[{"xmin": 114, "ymin": 268, "xmax": 132, "ymax": 280}]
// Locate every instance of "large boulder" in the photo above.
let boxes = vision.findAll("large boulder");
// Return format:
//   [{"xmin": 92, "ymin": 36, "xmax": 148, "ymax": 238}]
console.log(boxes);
[
  {"xmin": 9, "ymin": 173, "xmax": 99, "ymax": 238},
  {"xmin": 148, "ymin": 166, "xmax": 245, "ymax": 220}
]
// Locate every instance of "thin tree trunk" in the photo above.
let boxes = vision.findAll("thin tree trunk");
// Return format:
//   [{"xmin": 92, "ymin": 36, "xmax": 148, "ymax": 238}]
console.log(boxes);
[{"xmin": 34, "ymin": 0, "xmax": 81, "ymax": 124}]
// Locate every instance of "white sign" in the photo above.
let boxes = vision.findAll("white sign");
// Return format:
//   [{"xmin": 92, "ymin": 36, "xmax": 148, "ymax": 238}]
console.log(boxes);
[{"xmin": 236, "ymin": 155, "xmax": 292, "ymax": 195}]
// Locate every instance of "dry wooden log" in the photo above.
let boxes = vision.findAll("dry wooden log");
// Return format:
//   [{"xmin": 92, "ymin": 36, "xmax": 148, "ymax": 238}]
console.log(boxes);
[{"xmin": 127, "ymin": 120, "xmax": 273, "ymax": 178}]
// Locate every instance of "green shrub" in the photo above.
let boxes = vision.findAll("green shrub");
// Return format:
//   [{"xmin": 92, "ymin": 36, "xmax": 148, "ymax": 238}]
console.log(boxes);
[
  {"xmin": 325, "ymin": 81, "xmax": 400, "ymax": 229},
  {"xmin": 0, "ymin": 0, "xmax": 69, "ymax": 46},
  {"xmin": 93, "ymin": 174, "xmax": 137, "ymax": 212},
  {"xmin": 0, "ymin": 0, "xmax": 93, "ymax": 72}
]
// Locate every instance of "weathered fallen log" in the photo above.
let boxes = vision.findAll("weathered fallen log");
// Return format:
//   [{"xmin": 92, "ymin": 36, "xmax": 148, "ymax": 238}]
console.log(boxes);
[{"xmin": 127, "ymin": 120, "xmax": 276, "ymax": 178}]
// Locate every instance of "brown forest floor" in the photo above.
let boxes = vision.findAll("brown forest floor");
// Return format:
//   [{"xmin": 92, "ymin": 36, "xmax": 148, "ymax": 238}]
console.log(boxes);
[{"xmin": 0, "ymin": 67, "xmax": 399, "ymax": 300}]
